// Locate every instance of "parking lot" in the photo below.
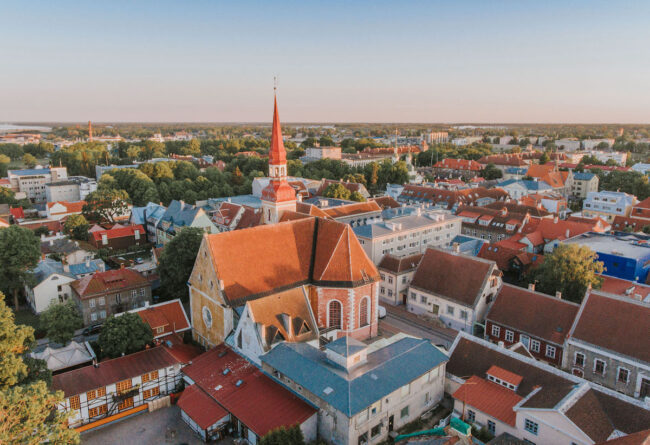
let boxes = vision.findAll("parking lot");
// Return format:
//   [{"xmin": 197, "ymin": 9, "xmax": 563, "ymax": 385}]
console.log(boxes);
[{"xmin": 82, "ymin": 405, "xmax": 206, "ymax": 445}]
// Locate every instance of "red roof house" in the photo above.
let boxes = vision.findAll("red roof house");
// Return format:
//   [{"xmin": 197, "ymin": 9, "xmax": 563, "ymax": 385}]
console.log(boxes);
[{"xmin": 90, "ymin": 224, "xmax": 146, "ymax": 250}]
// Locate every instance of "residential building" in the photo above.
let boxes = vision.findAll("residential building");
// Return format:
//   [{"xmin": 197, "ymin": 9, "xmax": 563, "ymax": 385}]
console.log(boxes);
[
  {"xmin": 407, "ymin": 248, "xmax": 501, "ymax": 332},
  {"xmin": 41, "ymin": 238, "xmax": 93, "ymax": 265},
  {"xmin": 377, "ymin": 253, "xmax": 423, "ymax": 305},
  {"xmin": 611, "ymin": 197, "xmax": 650, "ymax": 232},
  {"xmin": 156, "ymin": 200, "xmax": 217, "ymax": 245},
  {"xmin": 124, "ymin": 299, "xmax": 191, "ymax": 339},
  {"xmin": 130, "ymin": 202, "xmax": 166, "ymax": 243},
  {"xmin": 426, "ymin": 131, "xmax": 449, "ymax": 144},
  {"xmin": 352, "ymin": 209, "xmax": 462, "ymax": 264},
  {"xmin": 433, "ymin": 158, "xmax": 483, "ymax": 179},
  {"xmin": 520, "ymin": 192, "xmax": 568, "ymax": 216},
  {"xmin": 555, "ymin": 138, "xmax": 582, "ymax": 151},
  {"xmin": 321, "ymin": 201, "xmax": 383, "ymax": 227},
  {"xmin": 71, "ymin": 268, "xmax": 152, "ymax": 326},
  {"xmin": 631, "ymin": 163, "xmax": 650, "ymax": 175},
  {"xmin": 25, "ymin": 258, "xmax": 76, "ymax": 313},
  {"xmin": 581, "ymin": 139, "xmax": 616, "ymax": 150},
  {"xmin": 89, "ymin": 224, "xmax": 147, "ymax": 250},
  {"xmin": 582, "ymin": 149, "xmax": 625, "ymax": 164},
  {"xmin": 188, "ymin": 216, "xmax": 380, "ymax": 348},
  {"xmin": 450, "ymin": 136, "xmax": 483, "ymax": 146},
  {"xmin": 261, "ymin": 335, "xmax": 448, "ymax": 445},
  {"xmin": 477, "ymin": 244, "xmax": 543, "ymax": 281},
  {"xmin": 497, "ymin": 179, "xmax": 553, "ymax": 200},
  {"xmin": 45, "ymin": 201, "xmax": 86, "ymax": 220},
  {"xmin": 300, "ymin": 145, "xmax": 342, "ymax": 163},
  {"xmin": 398, "ymin": 185, "xmax": 509, "ymax": 210},
  {"xmin": 582, "ymin": 191, "xmax": 637, "ymax": 223},
  {"xmin": 45, "ymin": 176, "xmax": 97, "ymax": 202},
  {"xmin": 7, "ymin": 166, "xmax": 68, "ymax": 202},
  {"xmin": 180, "ymin": 345, "xmax": 317, "ymax": 443},
  {"xmin": 447, "ymin": 333, "xmax": 650, "ymax": 445},
  {"xmin": 209, "ymin": 201, "xmax": 263, "ymax": 232},
  {"xmin": 53, "ymin": 344, "xmax": 199, "ymax": 429},
  {"xmin": 562, "ymin": 232, "xmax": 650, "ymax": 283},
  {"xmin": 485, "ymin": 284, "xmax": 580, "ymax": 366},
  {"xmin": 456, "ymin": 205, "xmax": 530, "ymax": 243},
  {"xmin": 477, "ymin": 154, "xmax": 530, "ymax": 172},
  {"xmin": 598, "ymin": 274, "xmax": 650, "ymax": 304},
  {"xmin": 515, "ymin": 216, "xmax": 610, "ymax": 253},
  {"xmin": 564, "ymin": 291, "xmax": 650, "ymax": 399}
]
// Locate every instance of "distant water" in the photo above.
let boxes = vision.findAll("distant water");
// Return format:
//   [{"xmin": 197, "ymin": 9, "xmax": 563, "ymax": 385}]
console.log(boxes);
[{"xmin": 0, "ymin": 124, "xmax": 52, "ymax": 133}]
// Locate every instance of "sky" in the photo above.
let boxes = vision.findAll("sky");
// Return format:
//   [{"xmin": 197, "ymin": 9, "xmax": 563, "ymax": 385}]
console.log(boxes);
[{"xmin": 1, "ymin": 0, "xmax": 649, "ymax": 123}]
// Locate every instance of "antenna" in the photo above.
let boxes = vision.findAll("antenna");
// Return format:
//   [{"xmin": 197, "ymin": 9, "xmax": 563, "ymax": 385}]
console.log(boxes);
[{"xmin": 273, "ymin": 76, "xmax": 278, "ymax": 94}]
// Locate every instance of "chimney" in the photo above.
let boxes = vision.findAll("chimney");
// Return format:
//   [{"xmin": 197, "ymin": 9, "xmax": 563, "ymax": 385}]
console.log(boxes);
[
  {"xmin": 93, "ymin": 358, "xmax": 99, "ymax": 368},
  {"xmin": 49, "ymin": 239, "xmax": 53, "ymax": 246},
  {"xmin": 565, "ymin": 229, "xmax": 570, "ymax": 238},
  {"xmin": 555, "ymin": 291, "xmax": 562, "ymax": 299},
  {"xmin": 528, "ymin": 283, "xmax": 535, "ymax": 291},
  {"xmin": 554, "ymin": 216, "xmax": 559, "ymax": 223},
  {"xmin": 453, "ymin": 242, "xmax": 460, "ymax": 253},
  {"xmin": 85, "ymin": 258, "xmax": 90, "ymax": 267}
]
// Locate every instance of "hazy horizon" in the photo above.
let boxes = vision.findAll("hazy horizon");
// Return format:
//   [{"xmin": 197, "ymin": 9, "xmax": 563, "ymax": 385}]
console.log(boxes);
[{"xmin": 2, "ymin": 1, "xmax": 649, "ymax": 123}]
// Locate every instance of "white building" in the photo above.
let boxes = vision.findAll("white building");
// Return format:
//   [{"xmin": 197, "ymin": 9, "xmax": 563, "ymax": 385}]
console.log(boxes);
[
  {"xmin": 7, "ymin": 166, "xmax": 68, "ymax": 202},
  {"xmin": 25, "ymin": 259, "xmax": 76, "ymax": 313},
  {"xmin": 352, "ymin": 209, "xmax": 462, "ymax": 264},
  {"xmin": 407, "ymin": 248, "xmax": 501, "ymax": 333},
  {"xmin": 377, "ymin": 253, "xmax": 423, "ymax": 305},
  {"xmin": 451, "ymin": 136, "xmax": 483, "ymax": 146},
  {"xmin": 581, "ymin": 138, "xmax": 615, "ymax": 150}
]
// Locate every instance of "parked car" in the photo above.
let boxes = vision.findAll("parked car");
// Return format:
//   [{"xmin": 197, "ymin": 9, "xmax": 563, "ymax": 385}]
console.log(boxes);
[
  {"xmin": 378, "ymin": 305, "xmax": 387, "ymax": 319},
  {"xmin": 82, "ymin": 324, "xmax": 102, "ymax": 336}
]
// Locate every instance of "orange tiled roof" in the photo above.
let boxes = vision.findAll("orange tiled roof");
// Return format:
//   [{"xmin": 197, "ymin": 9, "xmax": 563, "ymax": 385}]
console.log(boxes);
[
  {"xmin": 46, "ymin": 201, "xmax": 86, "ymax": 214},
  {"xmin": 91, "ymin": 224, "xmax": 145, "ymax": 242},
  {"xmin": 205, "ymin": 217, "xmax": 378, "ymax": 305},
  {"xmin": 434, "ymin": 158, "xmax": 482, "ymax": 171},
  {"xmin": 452, "ymin": 376, "xmax": 522, "ymax": 426},
  {"xmin": 322, "ymin": 201, "xmax": 381, "ymax": 219},
  {"xmin": 131, "ymin": 300, "xmax": 191, "ymax": 338},
  {"xmin": 486, "ymin": 365, "xmax": 523, "ymax": 387}
]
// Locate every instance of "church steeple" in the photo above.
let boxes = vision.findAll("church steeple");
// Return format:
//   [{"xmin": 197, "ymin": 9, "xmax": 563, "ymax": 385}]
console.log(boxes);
[{"xmin": 261, "ymin": 88, "xmax": 296, "ymax": 224}]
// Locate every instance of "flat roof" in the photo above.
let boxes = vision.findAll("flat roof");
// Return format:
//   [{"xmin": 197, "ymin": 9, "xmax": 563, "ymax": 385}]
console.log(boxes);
[{"xmin": 563, "ymin": 231, "xmax": 650, "ymax": 260}]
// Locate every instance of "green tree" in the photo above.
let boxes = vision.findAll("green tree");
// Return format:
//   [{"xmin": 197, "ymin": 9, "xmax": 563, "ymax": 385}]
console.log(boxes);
[
  {"xmin": 22, "ymin": 153, "xmax": 37, "ymax": 168},
  {"xmin": 527, "ymin": 244, "xmax": 603, "ymax": 303},
  {"xmin": 349, "ymin": 191, "xmax": 366, "ymax": 202},
  {"xmin": 158, "ymin": 227, "xmax": 204, "ymax": 302},
  {"xmin": 480, "ymin": 163, "xmax": 503, "ymax": 180},
  {"xmin": 0, "ymin": 226, "xmax": 41, "ymax": 310},
  {"xmin": 63, "ymin": 214, "xmax": 89, "ymax": 241},
  {"xmin": 323, "ymin": 183, "xmax": 351, "ymax": 200},
  {"xmin": 0, "ymin": 380, "xmax": 79, "ymax": 444},
  {"xmin": 259, "ymin": 425, "xmax": 305, "ymax": 445},
  {"xmin": 39, "ymin": 301, "xmax": 83, "ymax": 345},
  {"xmin": 33, "ymin": 226, "xmax": 49, "ymax": 237},
  {"xmin": 97, "ymin": 313, "xmax": 153, "ymax": 358},
  {"xmin": 0, "ymin": 154, "xmax": 10, "ymax": 177},
  {"xmin": 126, "ymin": 145, "xmax": 142, "ymax": 161},
  {"xmin": 539, "ymin": 152, "xmax": 550, "ymax": 164},
  {"xmin": 83, "ymin": 189, "xmax": 130, "ymax": 223},
  {"xmin": 0, "ymin": 292, "xmax": 34, "ymax": 389}
]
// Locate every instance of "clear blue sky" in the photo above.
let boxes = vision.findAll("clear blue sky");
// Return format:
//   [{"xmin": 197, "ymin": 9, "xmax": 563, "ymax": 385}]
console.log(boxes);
[{"xmin": 1, "ymin": 0, "xmax": 649, "ymax": 123}]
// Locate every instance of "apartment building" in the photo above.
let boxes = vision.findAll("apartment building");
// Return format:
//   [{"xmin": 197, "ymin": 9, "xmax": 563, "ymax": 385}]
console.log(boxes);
[
  {"xmin": 582, "ymin": 190, "xmax": 637, "ymax": 222},
  {"xmin": 352, "ymin": 209, "xmax": 461, "ymax": 264},
  {"xmin": 7, "ymin": 166, "xmax": 68, "ymax": 202}
]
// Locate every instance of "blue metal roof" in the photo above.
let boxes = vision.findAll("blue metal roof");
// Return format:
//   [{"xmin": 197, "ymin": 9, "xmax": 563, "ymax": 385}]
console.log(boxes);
[
  {"xmin": 261, "ymin": 337, "xmax": 448, "ymax": 416},
  {"xmin": 325, "ymin": 336, "xmax": 367, "ymax": 357},
  {"xmin": 572, "ymin": 172, "xmax": 596, "ymax": 181},
  {"xmin": 8, "ymin": 168, "xmax": 50, "ymax": 176},
  {"xmin": 32, "ymin": 259, "xmax": 72, "ymax": 284},
  {"xmin": 68, "ymin": 259, "xmax": 104, "ymax": 278},
  {"xmin": 497, "ymin": 179, "xmax": 552, "ymax": 191},
  {"xmin": 131, "ymin": 202, "xmax": 165, "ymax": 225}
]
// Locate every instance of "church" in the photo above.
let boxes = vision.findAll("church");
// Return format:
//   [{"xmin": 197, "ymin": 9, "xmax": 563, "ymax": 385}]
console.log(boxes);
[{"xmin": 188, "ymin": 93, "xmax": 380, "ymax": 361}]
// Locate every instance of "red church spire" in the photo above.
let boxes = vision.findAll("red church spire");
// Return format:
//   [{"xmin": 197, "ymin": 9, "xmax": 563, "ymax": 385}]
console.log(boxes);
[{"xmin": 269, "ymin": 94, "xmax": 287, "ymax": 166}]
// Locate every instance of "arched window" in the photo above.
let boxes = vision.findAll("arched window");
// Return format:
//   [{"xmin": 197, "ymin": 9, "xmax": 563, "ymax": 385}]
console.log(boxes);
[
  {"xmin": 359, "ymin": 297, "xmax": 369, "ymax": 327},
  {"xmin": 328, "ymin": 300, "xmax": 342, "ymax": 329}
]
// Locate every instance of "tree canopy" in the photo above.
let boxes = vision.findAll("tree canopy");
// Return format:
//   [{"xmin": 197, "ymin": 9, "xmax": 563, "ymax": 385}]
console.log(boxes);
[
  {"xmin": 97, "ymin": 313, "xmax": 153, "ymax": 358},
  {"xmin": 83, "ymin": 188, "xmax": 130, "ymax": 224},
  {"xmin": 526, "ymin": 244, "xmax": 603, "ymax": 303},
  {"xmin": 0, "ymin": 226, "xmax": 41, "ymax": 310},
  {"xmin": 259, "ymin": 425, "xmax": 305, "ymax": 445},
  {"xmin": 158, "ymin": 227, "xmax": 204, "ymax": 302},
  {"xmin": 63, "ymin": 214, "xmax": 89, "ymax": 241},
  {"xmin": 480, "ymin": 163, "xmax": 503, "ymax": 180},
  {"xmin": 39, "ymin": 301, "xmax": 83, "ymax": 345}
]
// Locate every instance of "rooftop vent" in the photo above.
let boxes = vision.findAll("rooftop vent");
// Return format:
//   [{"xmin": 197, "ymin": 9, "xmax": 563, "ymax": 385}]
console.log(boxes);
[
  {"xmin": 323, "ymin": 387, "xmax": 334, "ymax": 395},
  {"xmin": 223, "ymin": 368, "xmax": 230, "ymax": 375},
  {"xmin": 235, "ymin": 379, "xmax": 244, "ymax": 387}
]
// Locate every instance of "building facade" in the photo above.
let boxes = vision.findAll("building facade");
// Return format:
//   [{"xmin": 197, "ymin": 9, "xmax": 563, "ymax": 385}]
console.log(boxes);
[
  {"xmin": 570, "ymin": 172, "xmax": 599, "ymax": 199},
  {"xmin": 377, "ymin": 253, "xmax": 423, "ymax": 305},
  {"xmin": 582, "ymin": 191, "xmax": 637, "ymax": 222}
]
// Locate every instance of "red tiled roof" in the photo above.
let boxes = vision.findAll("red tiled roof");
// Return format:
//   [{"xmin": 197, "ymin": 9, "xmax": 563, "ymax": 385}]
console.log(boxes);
[
  {"xmin": 234, "ymin": 206, "xmax": 263, "ymax": 230},
  {"xmin": 46, "ymin": 201, "xmax": 86, "ymax": 214},
  {"xmin": 322, "ymin": 201, "xmax": 381, "ymax": 219},
  {"xmin": 477, "ymin": 244, "xmax": 542, "ymax": 272},
  {"xmin": 177, "ymin": 385, "xmax": 229, "ymax": 430},
  {"xmin": 452, "ymin": 376, "xmax": 522, "ymax": 426},
  {"xmin": 205, "ymin": 217, "xmax": 378, "ymax": 305},
  {"xmin": 400, "ymin": 185, "xmax": 508, "ymax": 209},
  {"xmin": 130, "ymin": 300, "xmax": 191, "ymax": 338},
  {"xmin": 72, "ymin": 268, "xmax": 149, "ymax": 298},
  {"xmin": 295, "ymin": 202, "xmax": 330, "ymax": 218},
  {"xmin": 434, "ymin": 158, "xmax": 482, "ymax": 171},
  {"xmin": 90, "ymin": 224, "xmax": 145, "ymax": 241},
  {"xmin": 520, "ymin": 217, "xmax": 605, "ymax": 242},
  {"xmin": 599, "ymin": 275, "xmax": 650, "ymax": 301},
  {"xmin": 486, "ymin": 365, "xmax": 523, "ymax": 387},
  {"xmin": 570, "ymin": 291, "xmax": 650, "ymax": 363},
  {"xmin": 411, "ymin": 248, "xmax": 496, "ymax": 307},
  {"xmin": 611, "ymin": 216, "xmax": 649, "ymax": 232},
  {"xmin": 52, "ymin": 346, "xmax": 182, "ymax": 398},
  {"xmin": 369, "ymin": 196, "xmax": 401, "ymax": 209},
  {"xmin": 0, "ymin": 217, "xmax": 8, "ymax": 227},
  {"xmin": 595, "ymin": 429, "xmax": 650, "ymax": 445},
  {"xmin": 487, "ymin": 284, "xmax": 579, "ymax": 345},
  {"xmin": 10, "ymin": 207, "xmax": 24, "ymax": 219},
  {"xmin": 478, "ymin": 155, "xmax": 528, "ymax": 166},
  {"xmin": 182, "ymin": 345, "xmax": 316, "ymax": 437}
]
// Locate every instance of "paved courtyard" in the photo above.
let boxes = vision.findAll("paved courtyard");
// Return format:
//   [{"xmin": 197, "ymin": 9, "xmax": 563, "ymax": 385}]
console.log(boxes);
[{"xmin": 82, "ymin": 405, "xmax": 210, "ymax": 445}]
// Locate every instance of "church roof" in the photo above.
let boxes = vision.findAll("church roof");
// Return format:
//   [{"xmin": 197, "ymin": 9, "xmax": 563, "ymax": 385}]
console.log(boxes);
[
  {"xmin": 268, "ymin": 95, "xmax": 286, "ymax": 166},
  {"xmin": 205, "ymin": 217, "xmax": 379, "ymax": 306}
]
